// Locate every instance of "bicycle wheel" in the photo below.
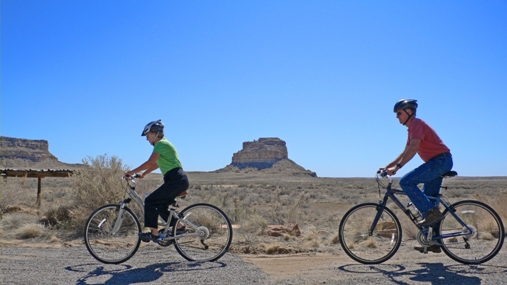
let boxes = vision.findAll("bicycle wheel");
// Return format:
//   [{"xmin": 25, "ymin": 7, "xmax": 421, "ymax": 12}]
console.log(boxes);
[
  {"xmin": 339, "ymin": 203, "xmax": 402, "ymax": 264},
  {"xmin": 174, "ymin": 203, "xmax": 233, "ymax": 262},
  {"xmin": 438, "ymin": 200, "xmax": 504, "ymax": 264},
  {"xmin": 84, "ymin": 204, "xmax": 141, "ymax": 264}
]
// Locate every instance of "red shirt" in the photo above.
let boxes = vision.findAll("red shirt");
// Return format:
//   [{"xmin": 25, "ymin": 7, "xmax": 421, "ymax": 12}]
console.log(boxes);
[{"xmin": 407, "ymin": 118, "xmax": 450, "ymax": 162}]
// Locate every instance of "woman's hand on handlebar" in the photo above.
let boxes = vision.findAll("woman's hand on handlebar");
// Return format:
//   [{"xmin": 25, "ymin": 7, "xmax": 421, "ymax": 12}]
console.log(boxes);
[{"xmin": 123, "ymin": 171, "xmax": 142, "ymax": 179}]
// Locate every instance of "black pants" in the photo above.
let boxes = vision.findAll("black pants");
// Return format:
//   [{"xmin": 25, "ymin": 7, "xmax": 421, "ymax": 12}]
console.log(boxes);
[{"xmin": 144, "ymin": 168, "xmax": 189, "ymax": 228}]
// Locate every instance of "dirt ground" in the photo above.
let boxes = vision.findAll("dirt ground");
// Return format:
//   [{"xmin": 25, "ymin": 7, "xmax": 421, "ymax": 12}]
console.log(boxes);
[{"xmin": 242, "ymin": 252, "xmax": 342, "ymax": 280}]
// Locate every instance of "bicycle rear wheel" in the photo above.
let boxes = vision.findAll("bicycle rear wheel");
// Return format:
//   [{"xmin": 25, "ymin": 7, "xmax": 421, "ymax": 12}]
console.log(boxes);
[
  {"xmin": 339, "ymin": 203, "xmax": 402, "ymax": 264},
  {"xmin": 174, "ymin": 203, "xmax": 233, "ymax": 262},
  {"xmin": 439, "ymin": 200, "xmax": 504, "ymax": 264},
  {"xmin": 84, "ymin": 204, "xmax": 141, "ymax": 264}
]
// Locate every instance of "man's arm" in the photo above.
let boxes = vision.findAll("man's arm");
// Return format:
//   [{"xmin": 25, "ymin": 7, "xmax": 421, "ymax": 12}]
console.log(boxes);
[
  {"xmin": 386, "ymin": 139, "xmax": 420, "ymax": 175},
  {"xmin": 399, "ymin": 139, "xmax": 420, "ymax": 167}
]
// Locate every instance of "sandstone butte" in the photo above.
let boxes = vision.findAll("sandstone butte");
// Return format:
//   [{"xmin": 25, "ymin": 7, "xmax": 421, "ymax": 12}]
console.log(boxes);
[{"xmin": 0, "ymin": 136, "xmax": 316, "ymax": 176}]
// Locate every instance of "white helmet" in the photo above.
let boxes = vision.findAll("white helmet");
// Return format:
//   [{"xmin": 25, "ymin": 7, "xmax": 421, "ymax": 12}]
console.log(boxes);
[{"xmin": 141, "ymin": 120, "xmax": 164, "ymax": 136}]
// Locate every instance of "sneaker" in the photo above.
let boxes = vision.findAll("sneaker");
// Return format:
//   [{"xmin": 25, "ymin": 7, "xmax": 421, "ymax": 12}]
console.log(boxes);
[
  {"xmin": 168, "ymin": 226, "xmax": 187, "ymax": 236},
  {"xmin": 139, "ymin": 232, "xmax": 159, "ymax": 243},
  {"xmin": 417, "ymin": 208, "xmax": 445, "ymax": 227},
  {"xmin": 414, "ymin": 244, "xmax": 442, "ymax": 253},
  {"xmin": 156, "ymin": 226, "xmax": 187, "ymax": 238}
]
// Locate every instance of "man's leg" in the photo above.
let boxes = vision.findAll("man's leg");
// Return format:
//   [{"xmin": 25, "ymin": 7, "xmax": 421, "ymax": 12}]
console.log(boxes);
[{"xmin": 399, "ymin": 162, "xmax": 439, "ymax": 216}]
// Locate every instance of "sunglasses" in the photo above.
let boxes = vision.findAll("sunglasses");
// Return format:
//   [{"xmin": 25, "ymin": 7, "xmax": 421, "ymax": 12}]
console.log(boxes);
[{"xmin": 396, "ymin": 111, "xmax": 403, "ymax": 117}]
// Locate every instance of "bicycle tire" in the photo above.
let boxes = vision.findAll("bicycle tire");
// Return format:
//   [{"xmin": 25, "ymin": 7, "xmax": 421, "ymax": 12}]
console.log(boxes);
[
  {"xmin": 339, "ymin": 203, "xmax": 403, "ymax": 264},
  {"xmin": 84, "ymin": 204, "xmax": 141, "ymax": 264},
  {"xmin": 438, "ymin": 200, "xmax": 504, "ymax": 264},
  {"xmin": 174, "ymin": 203, "xmax": 233, "ymax": 262}
]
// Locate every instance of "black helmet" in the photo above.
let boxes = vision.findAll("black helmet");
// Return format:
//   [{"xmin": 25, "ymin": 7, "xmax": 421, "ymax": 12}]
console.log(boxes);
[
  {"xmin": 141, "ymin": 120, "xmax": 164, "ymax": 136},
  {"xmin": 393, "ymin": 99, "xmax": 418, "ymax": 112}
]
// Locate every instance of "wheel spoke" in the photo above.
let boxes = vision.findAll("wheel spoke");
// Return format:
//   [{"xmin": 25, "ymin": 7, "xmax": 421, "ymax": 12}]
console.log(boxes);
[
  {"xmin": 439, "ymin": 200, "xmax": 504, "ymax": 264},
  {"xmin": 84, "ymin": 205, "xmax": 141, "ymax": 264},
  {"xmin": 339, "ymin": 203, "xmax": 402, "ymax": 264},
  {"xmin": 174, "ymin": 203, "xmax": 232, "ymax": 262}
]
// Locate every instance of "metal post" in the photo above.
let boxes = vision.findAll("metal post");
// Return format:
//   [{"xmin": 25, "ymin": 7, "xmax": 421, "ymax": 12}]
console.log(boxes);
[{"xmin": 37, "ymin": 177, "xmax": 42, "ymax": 207}]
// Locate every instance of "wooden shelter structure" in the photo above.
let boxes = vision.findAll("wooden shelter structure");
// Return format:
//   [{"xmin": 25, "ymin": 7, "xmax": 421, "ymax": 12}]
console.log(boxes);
[{"xmin": 1, "ymin": 169, "xmax": 74, "ymax": 206}]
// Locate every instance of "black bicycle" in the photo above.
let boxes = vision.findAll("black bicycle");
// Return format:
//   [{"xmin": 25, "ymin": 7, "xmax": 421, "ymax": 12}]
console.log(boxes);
[{"xmin": 339, "ymin": 170, "xmax": 504, "ymax": 264}]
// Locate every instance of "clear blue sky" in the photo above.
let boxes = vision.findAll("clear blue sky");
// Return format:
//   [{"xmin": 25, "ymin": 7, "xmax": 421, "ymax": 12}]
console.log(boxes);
[{"xmin": 2, "ymin": 1, "xmax": 506, "ymax": 177}]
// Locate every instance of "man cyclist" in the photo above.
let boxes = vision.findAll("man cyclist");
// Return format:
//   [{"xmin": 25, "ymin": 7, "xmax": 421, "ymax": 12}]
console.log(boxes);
[
  {"xmin": 124, "ymin": 119, "xmax": 189, "ymax": 242},
  {"xmin": 382, "ymin": 99, "xmax": 453, "ymax": 253}
]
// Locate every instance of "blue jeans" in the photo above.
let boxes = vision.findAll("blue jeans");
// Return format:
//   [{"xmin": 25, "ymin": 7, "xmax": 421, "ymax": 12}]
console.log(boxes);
[{"xmin": 399, "ymin": 155, "xmax": 453, "ymax": 217}]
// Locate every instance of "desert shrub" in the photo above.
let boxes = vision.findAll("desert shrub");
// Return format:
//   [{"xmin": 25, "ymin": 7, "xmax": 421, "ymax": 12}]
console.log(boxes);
[
  {"xmin": 238, "ymin": 214, "xmax": 268, "ymax": 244},
  {"xmin": 41, "ymin": 205, "xmax": 73, "ymax": 229},
  {"xmin": 473, "ymin": 192, "xmax": 507, "ymax": 229},
  {"xmin": 16, "ymin": 223, "xmax": 45, "ymax": 239},
  {"xmin": 2, "ymin": 213, "xmax": 37, "ymax": 231},
  {"xmin": 0, "ymin": 181, "xmax": 17, "ymax": 218},
  {"xmin": 69, "ymin": 154, "xmax": 129, "ymax": 231}
]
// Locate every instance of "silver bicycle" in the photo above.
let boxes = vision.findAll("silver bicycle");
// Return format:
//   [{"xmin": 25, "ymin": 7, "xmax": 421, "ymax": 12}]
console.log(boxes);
[{"xmin": 84, "ymin": 174, "xmax": 233, "ymax": 264}]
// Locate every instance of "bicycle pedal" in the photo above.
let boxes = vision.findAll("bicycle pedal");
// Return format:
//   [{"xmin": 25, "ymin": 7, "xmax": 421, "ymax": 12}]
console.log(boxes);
[{"xmin": 157, "ymin": 239, "xmax": 173, "ymax": 247}]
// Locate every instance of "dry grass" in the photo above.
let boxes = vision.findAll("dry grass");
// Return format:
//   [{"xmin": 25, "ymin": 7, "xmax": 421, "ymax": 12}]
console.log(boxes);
[
  {"xmin": 16, "ymin": 223, "xmax": 45, "ymax": 239},
  {"xmin": 1, "ymin": 160, "xmax": 506, "ymax": 254},
  {"xmin": 69, "ymin": 154, "xmax": 131, "ymax": 231}
]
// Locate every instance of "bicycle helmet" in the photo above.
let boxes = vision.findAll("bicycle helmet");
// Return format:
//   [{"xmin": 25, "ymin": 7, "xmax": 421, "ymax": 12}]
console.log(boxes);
[
  {"xmin": 141, "ymin": 120, "xmax": 164, "ymax": 136},
  {"xmin": 394, "ymin": 99, "xmax": 418, "ymax": 125},
  {"xmin": 393, "ymin": 99, "xmax": 418, "ymax": 112}
]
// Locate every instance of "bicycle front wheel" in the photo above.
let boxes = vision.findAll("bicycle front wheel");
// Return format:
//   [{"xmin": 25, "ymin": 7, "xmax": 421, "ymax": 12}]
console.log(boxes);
[
  {"xmin": 339, "ymin": 203, "xmax": 402, "ymax": 264},
  {"xmin": 84, "ymin": 204, "xmax": 141, "ymax": 264},
  {"xmin": 174, "ymin": 203, "xmax": 233, "ymax": 262},
  {"xmin": 439, "ymin": 200, "xmax": 504, "ymax": 264}
]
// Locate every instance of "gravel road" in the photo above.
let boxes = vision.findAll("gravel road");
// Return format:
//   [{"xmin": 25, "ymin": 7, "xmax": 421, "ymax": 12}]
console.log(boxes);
[{"xmin": 2, "ymin": 243, "xmax": 507, "ymax": 285}]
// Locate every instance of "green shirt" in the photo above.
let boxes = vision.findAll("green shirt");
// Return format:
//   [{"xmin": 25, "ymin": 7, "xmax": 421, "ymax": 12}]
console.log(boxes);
[{"xmin": 153, "ymin": 138, "xmax": 183, "ymax": 175}]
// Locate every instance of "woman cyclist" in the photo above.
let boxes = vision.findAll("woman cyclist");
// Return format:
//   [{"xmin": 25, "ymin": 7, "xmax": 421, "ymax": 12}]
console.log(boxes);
[{"xmin": 124, "ymin": 119, "xmax": 189, "ymax": 242}]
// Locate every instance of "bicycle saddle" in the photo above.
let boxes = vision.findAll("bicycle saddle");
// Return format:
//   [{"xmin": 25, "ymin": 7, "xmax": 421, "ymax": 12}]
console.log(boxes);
[{"xmin": 441, "ymin": 170, "xmax": 458, "ymax": 177}]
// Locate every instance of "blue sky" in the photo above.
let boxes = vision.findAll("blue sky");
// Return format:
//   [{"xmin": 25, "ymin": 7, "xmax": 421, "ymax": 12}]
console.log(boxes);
[{"xmin": 2, "ymin": 1, "xmax": 506, "ymax": 177}]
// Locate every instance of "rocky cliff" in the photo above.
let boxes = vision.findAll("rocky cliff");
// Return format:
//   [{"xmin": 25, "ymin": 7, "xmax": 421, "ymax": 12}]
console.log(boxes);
[
  {"xmin": 0, "ymin": 136, "xmax": 73, "ymax": 168},
  {"xmin": 219, "ymin": 138, "xmax": 317, "ymax": 177},
  {"xmin": 231, "ymin": 138, "xmax": 288, "ymax": 169}
]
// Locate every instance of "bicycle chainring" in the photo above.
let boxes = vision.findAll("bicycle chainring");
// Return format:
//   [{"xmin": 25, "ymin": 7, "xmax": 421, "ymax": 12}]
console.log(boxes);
[{"xmin": 416, "ymin": 231, "xmax": 434, "ymax": 246}]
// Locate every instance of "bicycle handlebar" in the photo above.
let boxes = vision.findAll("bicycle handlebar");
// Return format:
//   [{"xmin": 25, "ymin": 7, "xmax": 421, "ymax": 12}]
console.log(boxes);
[
  {"xmin": 377, "ymin": 169, "xmax": 388, "ymax": 178},
  {"xmin": 122, "ymin": 173, "xmax": 140, "ymax": 181}
]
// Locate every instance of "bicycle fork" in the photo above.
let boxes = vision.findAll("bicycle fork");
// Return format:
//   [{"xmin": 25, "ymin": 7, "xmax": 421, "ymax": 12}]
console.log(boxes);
[
  {"xmin": 369, "ymin": 196, "xmax": 390, "ymax": 237},
  {"xmin": 109, "ymin": 202, "xmax": 128, "ymax": 235}
]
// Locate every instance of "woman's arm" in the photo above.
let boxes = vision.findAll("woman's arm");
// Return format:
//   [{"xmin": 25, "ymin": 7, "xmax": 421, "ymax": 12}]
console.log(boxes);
[{"xmin": 125, "ymin": 152, "xmax": 160, "ymax": 178}]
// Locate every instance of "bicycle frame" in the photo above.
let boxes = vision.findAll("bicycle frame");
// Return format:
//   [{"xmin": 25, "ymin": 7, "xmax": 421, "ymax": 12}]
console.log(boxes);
[
  {"xmin": 372, "ymin": 173, "xmax": 476, "ymax": 243},
  {"xmin": 118, "ymin": 176, "xmax": 203, "ymax": 243}
]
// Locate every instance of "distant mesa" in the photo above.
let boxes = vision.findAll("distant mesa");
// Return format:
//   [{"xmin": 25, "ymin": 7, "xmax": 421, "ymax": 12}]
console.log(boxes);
[
  {"xmin": 0, "ymin": 136, "xmax": 80, "ymax": 169},
  {"xmin": 1, "ymin": 136, "xmax": 317, "ymax": 177},
  {"xmin": 232, "ymin": 138, "xmax": 288, "ymax": 169},
  {"xmin": 218, "ymin": 137, "xmax": 317, "ymax": 177}
]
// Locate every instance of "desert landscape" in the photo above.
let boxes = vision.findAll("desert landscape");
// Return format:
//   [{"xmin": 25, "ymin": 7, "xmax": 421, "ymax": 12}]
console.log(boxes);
[{"xmin": 1, "ymin": 136, "xmax": 507, "ymax": 283}]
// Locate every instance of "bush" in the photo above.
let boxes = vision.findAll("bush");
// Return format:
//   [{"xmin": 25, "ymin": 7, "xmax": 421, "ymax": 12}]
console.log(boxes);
[
  {"xmin": 0, "ymin": 179, "xmax": 25, "ymax": 218},
  {"xmin": 69, "ymin": 154, "xmax": 129, "ymax": 231},
  {"xmin": 16, "ymin": 223, "xmax": 45, "ymax": 239},
  {"xmin": 41, "ymin": 205, "xmax": 73, "ymax": 229}
]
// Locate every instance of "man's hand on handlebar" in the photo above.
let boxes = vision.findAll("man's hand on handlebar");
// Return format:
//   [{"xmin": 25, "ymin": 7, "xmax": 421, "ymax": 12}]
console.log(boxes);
[
  {"xmin": 377, "ymin": 168, "xmax": 390, "ymax": 177},
  {"xmin": 385, "ymin": 166, "xmax": 398, "ymax": 176}
]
